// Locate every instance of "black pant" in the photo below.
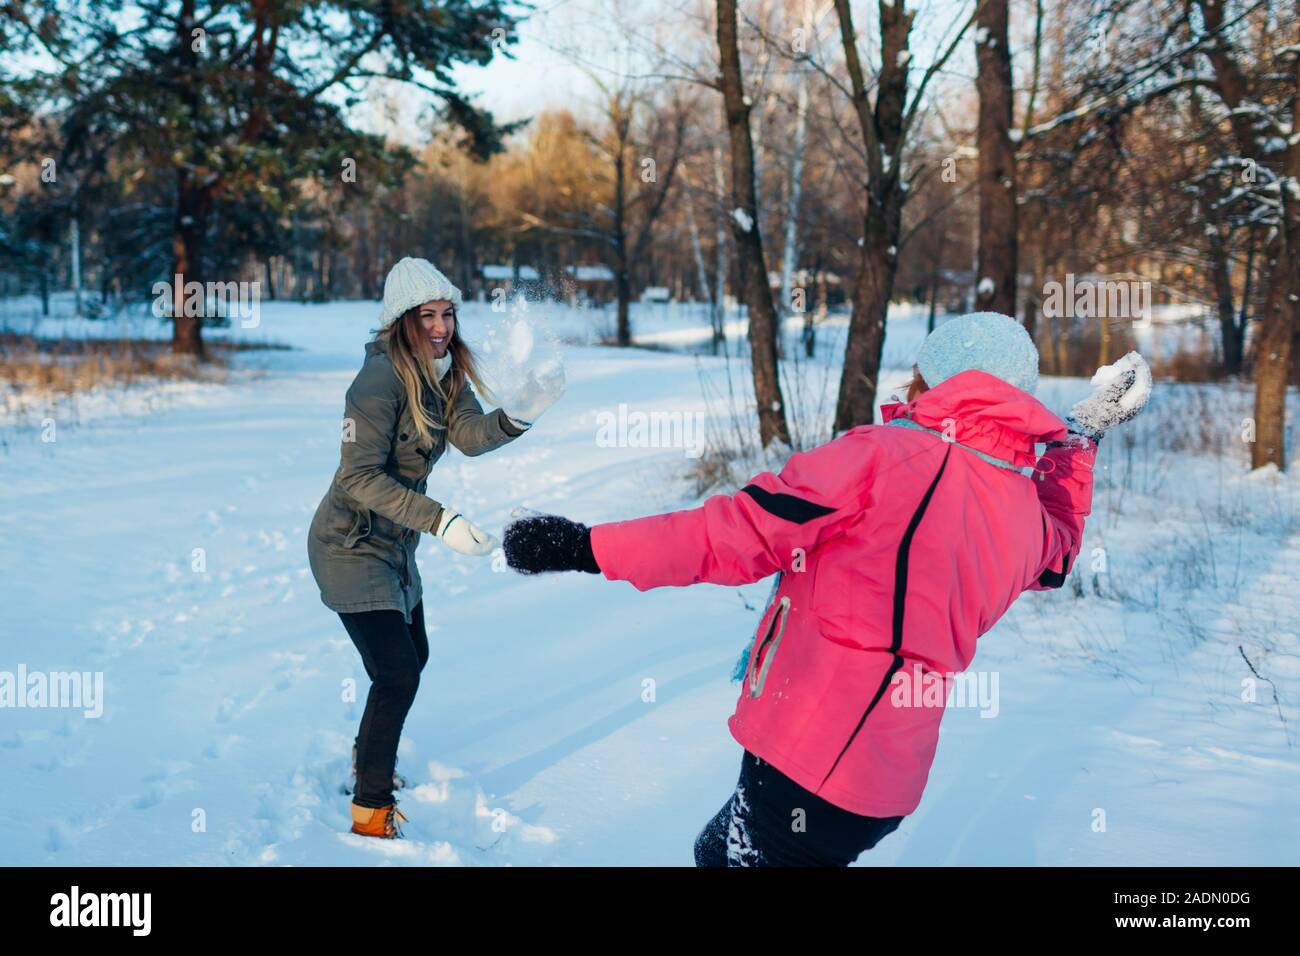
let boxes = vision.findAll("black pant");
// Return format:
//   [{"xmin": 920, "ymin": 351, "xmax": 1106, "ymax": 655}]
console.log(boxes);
[
  {"xmin": 694, "ymin": 751, "xmax": 904, "ymax": 866},
  {"xmin": 338, "ymin": 601, "xmax": 429, "ymax": 808}
]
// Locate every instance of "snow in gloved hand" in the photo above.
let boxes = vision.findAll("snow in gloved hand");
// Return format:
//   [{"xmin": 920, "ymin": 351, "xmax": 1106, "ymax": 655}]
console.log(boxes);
[
  {"xmin": 470, "ymin": 311, "xmax": 566, "ymax": 423},
  {"xmin": 1065, "ymin": 350, "xmax": 1153, "ymax": 440}
]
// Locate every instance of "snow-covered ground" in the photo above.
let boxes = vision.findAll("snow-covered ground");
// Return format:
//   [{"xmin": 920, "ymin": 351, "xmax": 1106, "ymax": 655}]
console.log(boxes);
[{"xmin": 1, "ymin": 299, "xmax": 1297, "ymax": 866}]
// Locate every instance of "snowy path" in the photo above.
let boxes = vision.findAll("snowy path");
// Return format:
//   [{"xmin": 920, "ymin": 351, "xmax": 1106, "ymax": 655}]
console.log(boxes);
[
  {"xmin": 2, "ymin": 304, "xmax": 1297, "ymax": 865},
  {"xmin": 0, "ymin": 328, "xmax": 768, "ymax": 865}
]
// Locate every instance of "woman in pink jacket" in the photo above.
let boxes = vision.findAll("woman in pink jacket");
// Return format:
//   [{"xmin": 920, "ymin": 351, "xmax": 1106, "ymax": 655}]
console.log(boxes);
[{"xmin": 504, "ymin": 312, "xmax": 1151, "ymax": 866}]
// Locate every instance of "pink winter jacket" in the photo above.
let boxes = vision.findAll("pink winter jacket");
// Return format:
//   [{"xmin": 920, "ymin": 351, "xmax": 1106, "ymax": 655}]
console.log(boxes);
[{"xmin": 589, "ymin": 369, "xmax": 1097, "ymax": 817}]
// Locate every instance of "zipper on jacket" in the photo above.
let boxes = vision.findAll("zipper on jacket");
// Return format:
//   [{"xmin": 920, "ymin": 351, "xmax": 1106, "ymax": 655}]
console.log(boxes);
[
  {"xmin": 818, "ymin": 445, "xmax": 953, "ymax": 790},
  {"xmin": 749, "ymin": 596, "xmax": 792, "ymax": 698}
]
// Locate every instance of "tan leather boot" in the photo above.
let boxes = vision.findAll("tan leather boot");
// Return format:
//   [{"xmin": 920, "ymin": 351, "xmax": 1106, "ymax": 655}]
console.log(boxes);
[{"xmin": 350, "ymin": 801, "xmax": 408, "ymax": 839}]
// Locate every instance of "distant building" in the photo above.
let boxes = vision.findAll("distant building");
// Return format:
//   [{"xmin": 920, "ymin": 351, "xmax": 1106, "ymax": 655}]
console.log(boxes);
[
  {"xmin": 477, "ymin": 263, "xmax": 617, "ymax": 306},
  {"xmin": 479, "ymin": 264, "xmax": 543, "ymax": 302},
  {"xmin": 562, "ymin": 264, "xmax": 615, "ymax": 306},
  {"xmin": 480, "ymin": 264, "xmax": 541, "ymax": 283},
  {"xmin": 566, "ymin": 265, "xmax": 614, "ymax": 282}
]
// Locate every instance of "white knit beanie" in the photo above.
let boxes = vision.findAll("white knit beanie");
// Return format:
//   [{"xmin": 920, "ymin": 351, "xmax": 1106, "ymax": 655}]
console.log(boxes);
[{"xmin": 380, "ymin": 257, "xmax": 462, "ymax": 326}]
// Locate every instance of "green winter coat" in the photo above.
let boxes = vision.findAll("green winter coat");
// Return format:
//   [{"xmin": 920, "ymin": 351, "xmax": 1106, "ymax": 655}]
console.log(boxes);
[{"xmin": 307, "ymin": 337, "xmax": 524, "ymax": 623}]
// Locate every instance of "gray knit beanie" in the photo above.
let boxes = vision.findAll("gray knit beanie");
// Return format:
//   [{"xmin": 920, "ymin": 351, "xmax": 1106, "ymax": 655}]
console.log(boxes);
[
  {"xmin": 380, "ymin": 257, "xmax": 462, "ymax": 326},
  {"xmin": 915, "ymin": 311, "xmax": 1039, "ymax": 395}
]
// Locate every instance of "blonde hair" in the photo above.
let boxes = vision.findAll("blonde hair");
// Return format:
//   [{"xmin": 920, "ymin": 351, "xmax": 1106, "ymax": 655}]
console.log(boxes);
[{"xmin": 379, "ymin": 305, "xmax": 493, "ymax": 443}]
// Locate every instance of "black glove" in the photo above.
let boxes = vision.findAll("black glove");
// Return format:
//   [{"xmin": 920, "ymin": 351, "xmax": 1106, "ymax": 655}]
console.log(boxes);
[{"xmin": 503, "ymin": 515, "xmax": 601, "ymax": 575}]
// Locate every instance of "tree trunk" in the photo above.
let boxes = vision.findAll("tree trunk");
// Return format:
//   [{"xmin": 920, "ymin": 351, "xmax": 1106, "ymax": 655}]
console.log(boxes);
[
  {"xmin": 1208, "ymin": 227, "xmax": 1241, "ymax": 375},
  {"xmin": 975, "ymin": 0, "xmax": 1018, "ymax": 316},
  {"xmin": 1251, "ymin": 81, "xmax": 1299, "ymax": 469},
  {"xmin": 69, "ymin": 213, "xmax": 82, "ymax": 317},
  {"xmin": 614, "ymin": 252, "xmax": 632, "ymax": 347},
  {"xmin": 836, "ymin": 205, "xmax": 900, "ymax": 430},
  {"xmin": 712, "ymin": 144, "xmax": 729, "ymax": 353},
  {"xmin": 1023, "ymin": 222, "xmax": 1045, "ymax": 344},
  {"xmin": 459, "ymin": 188, "xmax": 476, "ymax": 298},
  {"xmin": 1248, "ymin": 19, "xmax": 1299, "ymax": 469},
  {"xmin": 717, "ymin": 0, "xmax": 790, "ymax": 447},
  {"xmin": 830, "ymin": 0, "xmax": 911, "ymax": 431},
  {"xmin": 927, "ymin": 230, "xmax": 947, "ymax": 334},
  {"xmin": 1252, "ymin": 228, "xmax": 1296, "ymax": 469},
  {"xmin": 684, "ymin": 185, "xmax": 712, "ymax": 306},
  {"xmin": 779, "ymin": 1, "xmax": 813, "ymax": 324},
  {"xmin": 1237, "ymin": 225, "xmax": 1258, "ymax": 372},
  {"xmin": 807, "ymin": 264, "xmax": 825, "ymax": 358},
  {"xmin": 357, "ymin": 206, "xmax": 375, "ymax": 301},
  {"xmin": 613, "ymin": 120, "xmax": 632, "ymax": 347},
  {"xmin": 171, "ymin": 0, "xmax": 207, "ymax": 357},
  {"xmin": 1051, "ymin": 257, "xmax": 1070, "ymax": 375},
  {"xmin": 171, "ymin": 168, "xmax": 210, "ymax": 357},
  {"xmin": 928, "ymin": 272, "xmax": 941, "ymax": 335}
]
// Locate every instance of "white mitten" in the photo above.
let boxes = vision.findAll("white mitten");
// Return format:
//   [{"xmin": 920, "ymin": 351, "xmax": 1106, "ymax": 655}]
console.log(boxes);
[
  {"xmin": 433, "ymin": 508, "xmax": 498, "ymax": 557},
  {"xmin": 1065, "ymin": 351, "xmax": 1153, "ymax": 440},
  {"xmin": 507, "ymin": 361, "xmax": 566, "ymax": 426}
]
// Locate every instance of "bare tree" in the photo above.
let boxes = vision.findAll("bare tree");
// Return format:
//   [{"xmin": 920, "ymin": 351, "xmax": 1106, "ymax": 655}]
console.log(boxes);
[
  {"xmin": 1195, "ymin": 0, "xmax": 1299, "ymax": 469},
  {"xmin": 829, "ymin": 0, "xmax": 980, "ymax": 430},
  {"xmin": 778, "ymin": 0, "xmax": 823, "ymax": 328},
  {"xmin": 718, "ymin": 0, "xmax": 791, "ymax": 447}
]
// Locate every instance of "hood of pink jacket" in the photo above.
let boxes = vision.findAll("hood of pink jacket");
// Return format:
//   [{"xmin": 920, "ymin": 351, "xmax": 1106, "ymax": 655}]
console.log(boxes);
[{"xmin": 881, "ymin": 369, "xmax": 1068, "ymax": 468}]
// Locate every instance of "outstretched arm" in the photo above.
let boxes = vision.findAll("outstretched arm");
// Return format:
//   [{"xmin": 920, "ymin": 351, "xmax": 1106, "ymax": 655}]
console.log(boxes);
[
  {"xmin": 446, "ymin": 380, "xmax": 528, "ymax": 457},
  {"xmin": 447, "ymin": 360, "xmax": 566, "ymax": 455},
  {"xmin": 505, "ymin": 430, "xmax": 879, "ymax": 589},
  {"xmin": 1029, "ymin": 351, "xmax": 1152, "ymax": 590}
]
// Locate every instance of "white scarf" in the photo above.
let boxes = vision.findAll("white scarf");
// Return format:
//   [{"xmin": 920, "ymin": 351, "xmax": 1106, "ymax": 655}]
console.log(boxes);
[{"xmin": 433, "ymin": 352, "xmax": 452, "ymax": 382}]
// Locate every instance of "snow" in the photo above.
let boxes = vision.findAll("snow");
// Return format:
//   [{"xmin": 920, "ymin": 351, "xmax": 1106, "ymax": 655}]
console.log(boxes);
[
  {"xmin": 731, "ymin": 207, "xmax": 753, "ymax": 233},
  {"xmin": 977, "ymin": 277, "xmax": 996, "ymax": 297},
  {"xmin": 472, "ymin": 314, "xmax": 566, "ymax": 419},
  {"xmin": 2, "ymin": 298, "xmax": 1298, "ymax": 865}
]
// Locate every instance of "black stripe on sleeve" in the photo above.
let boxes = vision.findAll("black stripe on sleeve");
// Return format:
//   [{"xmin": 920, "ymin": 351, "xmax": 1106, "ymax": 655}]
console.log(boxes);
[{"xmin": 739, "ymin": 484, "xmax": 836, "ymax": 524}]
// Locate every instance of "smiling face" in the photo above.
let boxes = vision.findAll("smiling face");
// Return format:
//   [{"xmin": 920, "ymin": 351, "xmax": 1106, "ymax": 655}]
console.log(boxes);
[{"xmin": 419, "ymin": 300, "xmax": 456, "ymax": 357}]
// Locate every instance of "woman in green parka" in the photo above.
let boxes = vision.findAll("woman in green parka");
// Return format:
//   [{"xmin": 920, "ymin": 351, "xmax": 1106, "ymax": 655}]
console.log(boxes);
[{"xmin": 307, "ymin": 257, "xmax": 563, "ymax": 839}]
